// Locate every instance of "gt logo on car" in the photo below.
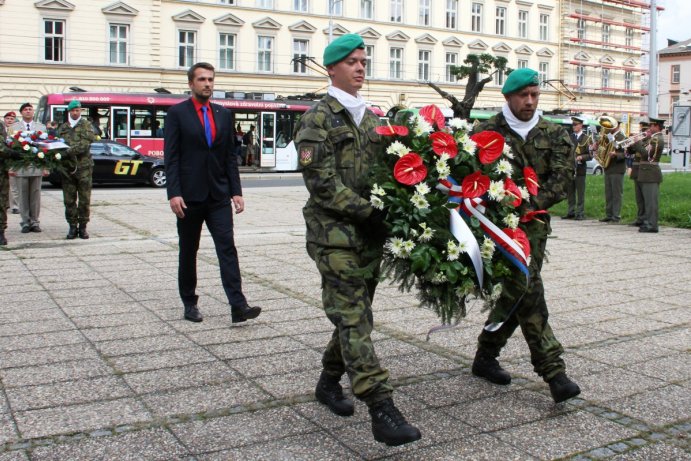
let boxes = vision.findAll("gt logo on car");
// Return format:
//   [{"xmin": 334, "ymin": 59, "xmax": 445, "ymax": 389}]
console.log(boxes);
[{"xmin": 114, "ymin": 160, "xmax": 144, "ymax": 175}]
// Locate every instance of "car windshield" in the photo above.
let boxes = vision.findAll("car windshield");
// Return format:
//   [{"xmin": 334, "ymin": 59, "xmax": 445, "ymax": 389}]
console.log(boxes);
[
  {"xmin": 90, "ymin": 143, "xmax": 106, "ymax": 155},
  {"xmin": 109, "ymin": 143, "xmax": 136, "ymax": 158}
]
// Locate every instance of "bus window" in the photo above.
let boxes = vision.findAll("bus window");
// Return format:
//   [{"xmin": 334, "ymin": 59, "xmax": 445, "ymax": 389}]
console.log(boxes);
[
  {"xmin": 131, "ymin": 109, "xmax": 153, "ymax": 137},
  {"xmin": 88, "ymin": 108, "xmax": 109, "ymax": 138},
  {"xmin": 276, "ymin": 113, "xmax": 293, "ymax": 148},
  {"xmin": 154, "ymin": 109, "xmax": 166, "ymax": 137}
]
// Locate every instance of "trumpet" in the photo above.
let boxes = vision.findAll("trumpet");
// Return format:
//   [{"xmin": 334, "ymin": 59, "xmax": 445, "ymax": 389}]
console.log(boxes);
[{"xmin": 615, "ymin": 131, "xmax": 651, "ymax": 149}]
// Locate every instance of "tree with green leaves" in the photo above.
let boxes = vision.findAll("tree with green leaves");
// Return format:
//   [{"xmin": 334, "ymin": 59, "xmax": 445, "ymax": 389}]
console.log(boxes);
[{"xmin": 428, "ymin": 53, "xmax": 512, "ymax": 120}]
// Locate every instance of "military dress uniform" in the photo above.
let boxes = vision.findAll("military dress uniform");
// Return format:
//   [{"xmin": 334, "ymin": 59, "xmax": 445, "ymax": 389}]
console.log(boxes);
[
  {"xmin": 57, "ymin": 117, "xmax": 96, "ymax": 238},
  {"xmin": 295, "ymin": 94, "xmax": 392, "ymax": 404},
  {"xmin": 638, "ymin": 130, "xmax": 664, "ymax": 233},
  {"xmin": 628, "ymin": 132, "xmax": 649, "ymax": 226},
  {"xmin": 602, "ymin": 129, "xmax": 627, "ymax": 222},
  {"xmin": 472, "ymin": 112, "xmax": 575, "ymax": 382},
  {"xmin": 564, "ymin": 128, "xmax": 593, "ymax": 219}
]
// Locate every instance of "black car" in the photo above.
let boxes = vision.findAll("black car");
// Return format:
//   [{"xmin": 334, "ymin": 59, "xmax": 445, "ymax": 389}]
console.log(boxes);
[{"xmin": 48, "ymin": 141, "xmax": 166, "ymax": 188}]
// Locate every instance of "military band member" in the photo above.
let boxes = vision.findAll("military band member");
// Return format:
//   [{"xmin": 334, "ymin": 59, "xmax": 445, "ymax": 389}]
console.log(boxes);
[
  {"xmin": 562, "ymin": 116, "xmax": 592, "ymax": 220},
  {"xmin": 599, "ymin": 118, "xmax": 627, "ymax": 223},
  {"xmin": 637, "ymin": 118, "xmax": 665, "ymax": 233},
  {"xmin": 294, "ymin": 34, "xmax": 421, "ymax": 446},
  {"xmin": 628, "ymin": 121, "xmax": 650, "ymax": 227}
]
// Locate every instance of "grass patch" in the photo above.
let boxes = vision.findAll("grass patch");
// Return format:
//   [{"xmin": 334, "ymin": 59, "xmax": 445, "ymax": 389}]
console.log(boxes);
[{"xmin": 548, "ymin": 172, "xmax": 691, "ymax": 228}]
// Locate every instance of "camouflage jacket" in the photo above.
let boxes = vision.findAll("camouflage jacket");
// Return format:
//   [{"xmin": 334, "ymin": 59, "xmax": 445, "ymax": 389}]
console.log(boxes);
[
  {"xmin": 0, "ymin": 123, "xmax": 14, "ymax": 172},
  {"xmin": 294, "ymin": 94, "xmax": 383, "ymax": 248},
  {"xmin": 57, "ymin": 118, "xmax": 96, "ymax": 170}
]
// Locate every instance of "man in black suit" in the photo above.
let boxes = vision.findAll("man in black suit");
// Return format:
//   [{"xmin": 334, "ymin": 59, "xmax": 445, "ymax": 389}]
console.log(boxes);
[{"xmin": 165, "ymin": 62, "xmax": 261, "ymax": 324}]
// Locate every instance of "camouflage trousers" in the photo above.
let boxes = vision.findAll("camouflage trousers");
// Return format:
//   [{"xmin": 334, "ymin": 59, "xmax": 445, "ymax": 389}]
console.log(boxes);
[
  {"xmin": 307, "ymin": 242, "xmax": 393, "ymax": 405},
  {"xmin": 0, "ymin": 169, "xmax": 8, "ymax": 231},
  {"xmin": 60, "ymin": 166, "xmax": 93, "ymax": 226},
  {"xmin": 478, "ymin": 219, "xmax": 565, "ymax": 381}
]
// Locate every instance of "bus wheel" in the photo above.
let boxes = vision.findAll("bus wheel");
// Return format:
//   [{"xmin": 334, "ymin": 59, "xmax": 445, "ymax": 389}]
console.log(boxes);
[{"xmin": 150, "ymin": 168, "xmax": 166, "ymax": 188}]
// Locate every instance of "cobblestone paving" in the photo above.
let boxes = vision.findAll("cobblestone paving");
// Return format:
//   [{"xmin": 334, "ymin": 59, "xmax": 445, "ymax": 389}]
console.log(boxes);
[{"xmin": 0, "ymin": 184, "xmax": 689, "ymax": 460}]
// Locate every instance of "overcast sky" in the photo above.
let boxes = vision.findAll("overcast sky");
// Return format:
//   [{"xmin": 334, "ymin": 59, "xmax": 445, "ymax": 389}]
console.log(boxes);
[{"xmin": 656, "ymin": 0, "xmax": 691, "ymax": 49}]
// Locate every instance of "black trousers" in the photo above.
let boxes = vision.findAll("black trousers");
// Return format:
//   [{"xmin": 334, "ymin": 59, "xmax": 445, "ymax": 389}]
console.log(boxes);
[{"xmin": 176, "ymin": 199, "xmax": 247, "ymax": 309}]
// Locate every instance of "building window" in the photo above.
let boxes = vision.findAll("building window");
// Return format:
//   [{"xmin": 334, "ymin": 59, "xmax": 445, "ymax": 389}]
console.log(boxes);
[
  {"xmin": 361, "ymin": 0, "xmax": 373, "ymax": 19},
  {"xmin": 471, "ymin": 3, "xmax": 483, "ymax": 33},
  {"xmin": 624, "ymin": 71, "xmax": 633, "ymax": 91},
  {"xmin": 44, "ymin": 19, "xmax": 65, "ymax": 62},
  {"xmin": 576, "ymin": 65, "xmax": 585, "ymax": 88},
  {"xmin": 294, "ymin": 0, "xmax": 308, "ymax": 12},
  {"xmin": 258, "ymin": 35, "xmax": 273, "ymax": 72},
  {"xmin": 109, "ymin": 24, "xmax": 128, "ymax": 65},
  {"xmin": 577, "ymin": 18, "xmax": 586, "ymax": 40},
  {"xmin": 391, "ymin": 0, "xmax": 403, "ymax": 22},
  {"xmin": 601, "ymin": 68, "xmax": 610, "ymax": 93},
  {"xmin": 292, "ymin": 39, "xmax": 308, "ymax": 74},
  {"xmin": 672, "ymin": 64, "xmax": 680, "ymax": 84},
  {"xmin": 539, "ymin": 62, "xmax": 548, "ymax": 87},
  {"xmin": 178, "ymin": 30, "xmax": 195, "ymax": 68},
  {"xmin": 517, "ymin": 59, "xmax": 528, "ymax": 69},
  {"xmin": 445, "ymin": 52, "xmax": 458, "ymax": 82},
  {"xmin": 220, "ymin": 0, "xmax": 235, "ymax": 3},
  {"xmin": 258, "ymin": 0, "xmax": 274, "ymax": 8},
  {"xmin": 495, "ymin": 69, "xmax": 504, "ymax": 85},
  {"xmin": 418, "ymin": 50, "xmax": 430, "ymax": 80},
  {"xmin": 219, "ymin": 33, "xmax": 235, "ymax": 70},
  {"xmin": 419, "ymin": 0, "xmax": 431, "ymax": 26},
  {"xmin": 539, "ymin": 14, "xmax": 549, "ymax": 41},
  {"xmin": 365, "ymin": 44, "xmax": 374, "ymax": 78},
  {"xmin": 446, "ymin": 0, "xmax": 458, "ymax": 29},
  {"xmin": 390, "ymin": 47, "xmax": 403, "ymax": 79},
  {"xmin": 328, "ymin": 0, "xmax": 342, "ymax": 15},
  {"xmin": 495, "ymin": 7, "xmax": 506, "ymax": 35},
  {"xmin": 602, "ymin": 24, "xmax": 610, "ymax": 48},
  {"xmin": 518, "ymin": 10, "xmax": 528, "ymax": 39},
  {"xmin": 625, "ymin": 28, "xmax": 634, "ymax": 47}
]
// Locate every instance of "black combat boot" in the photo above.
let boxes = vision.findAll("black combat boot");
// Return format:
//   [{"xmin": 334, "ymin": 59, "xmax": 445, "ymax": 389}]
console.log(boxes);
[
  {"xmin": 549, "ymin": 372, "xmax": 581, "ymax": 403},
  {"xmin": 0, "ymin": 231, "xmax": 7, "ymax": 246},
  {"xmin": 315, "ymin": 371, "xmax": 354, "ymax": 416},
  {"xmin": 369, "ymin": 398, "xmax": 421, "ymax": 446},
  {"xmin": 66, "ymin": 225, "xmax": 78, "ymax": 240},
  {"xmin": 472, "ymin": 350, "xmax": 511, "ymax": 385},
  {"xmin": 78, "ymin": 223, "xmax": 89, "ymax": 239}
]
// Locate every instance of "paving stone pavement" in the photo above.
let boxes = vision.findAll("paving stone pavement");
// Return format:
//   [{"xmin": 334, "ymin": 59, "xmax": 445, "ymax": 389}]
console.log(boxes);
[{"xmin": 0, "ymin": 183, "xmax": 689, "ymax": 460}]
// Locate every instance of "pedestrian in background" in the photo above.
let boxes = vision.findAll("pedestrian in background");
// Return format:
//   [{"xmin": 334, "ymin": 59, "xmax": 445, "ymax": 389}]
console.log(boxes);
[
  {"xmin": 11, "ymin": 103, "xmax": 46, "ymax": 233},
  {"xmin": 3, "ymin": 111, "xmax": 20, "ymax": 215},
  {"xmin": 57, "ymin": 100, "xmax": 96, "ymax": 239},
  {"xmin": 165, "ymin": 62, "xmax": 261, "ymax": 324},
  {"xmin": 469, "ymin": 68, "xmax": 581, "ymax": 404},
  {"xmin": 294, "ymin": 34, "xmax": 421, "ymax": 447},
  {"xmin": 562, "ymin": 116, "xmax": 592, "ymax": 221}
]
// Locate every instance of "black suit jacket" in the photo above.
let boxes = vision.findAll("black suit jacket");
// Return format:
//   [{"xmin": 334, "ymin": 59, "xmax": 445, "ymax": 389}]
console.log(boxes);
[{"xmin": 164, "ymin": 99, "xmax": 242, "ymax": 202}]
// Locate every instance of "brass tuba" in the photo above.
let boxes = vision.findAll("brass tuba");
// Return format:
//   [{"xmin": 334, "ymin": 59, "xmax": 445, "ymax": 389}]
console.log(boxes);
[{"xmin": 594, "ymin": 116, "xmax": 618, "ymax": 169}]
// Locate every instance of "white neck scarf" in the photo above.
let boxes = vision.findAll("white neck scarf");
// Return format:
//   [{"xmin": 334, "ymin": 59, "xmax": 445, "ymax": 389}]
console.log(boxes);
[
  {"xmin": 502, "ymin": 103, "xmax": 539, "ymax": 140},
  {"xmin": 69, "ymin": 116, "xmax": 81, "ymax": 128},
  {"xmin": 328, "ymin": 86, "xmax": 366, "ymax": 126}
]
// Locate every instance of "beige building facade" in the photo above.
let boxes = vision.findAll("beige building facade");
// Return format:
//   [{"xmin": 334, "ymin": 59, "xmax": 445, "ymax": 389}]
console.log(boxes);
[
  {"xmin": 657, "ymin": 38, "xmax": 691, "ymax": 121},
  {"xmin": 0, "ymin": 0, "xmax": 573, "ymax": 116}
]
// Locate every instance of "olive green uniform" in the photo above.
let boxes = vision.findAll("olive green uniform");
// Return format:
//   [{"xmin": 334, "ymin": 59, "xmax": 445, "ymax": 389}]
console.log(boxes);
[
  {"xmin": 57, "ymin": 118, "xmax": 96, "ymax": 226},
  {"xmin": 602, "ymin": 130, "xmax": 627, "ymax": 221},
  {"xmin": 295, "ymin": 94, "xmax": 392, "ymax": 404},
  {"xmin": 638, "ymin": 132, "xmax": 664, "ymax": 231},
  {"xmin": 473, "ymin": 113, "xmax": 574, "ymax": 381},
  {"xmin": 565, "ymin": 131, "xmax": 593, "ymax": 218},
  {"xmin": 628, "ymin": 136, "xmax": 649, "ymax": 225}
]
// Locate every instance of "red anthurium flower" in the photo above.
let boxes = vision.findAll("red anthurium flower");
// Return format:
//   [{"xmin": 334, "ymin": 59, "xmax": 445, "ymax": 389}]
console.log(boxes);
[
  {"xmin": 419, "ymin": 105, "xmax": 445, "ymax": 129},
  {"xmin": 523, "ymin": 167, "xmax": 539, "ymax": 195},
  {"xmin": 503, "ymin": 178, "xmax": 522, "ymax": 207},
  {"xmin": 393, "ymin": 152, "xmax": 427, "ymax": 185},
  {"xmin": 13, "ymin": 133, "xmax": 20, "ymax": 139},
  {"xmin": 470, "ymin": 131, "xmax": 504, "ymax": 165},
  {"xmin": 21, "ymin": 141, "xmax": 28, "ymax": 146},
  {"xmin": 503, "ymin": 227, "xmax": 531, "ymax": 260},
  {"xmin": 48, "ymin": 135, "xmax": 55, "ymax": 140},
  {"xmin": 519, "ymin": 209, "xmax": 548, "ymax": 223},
  {"xmin": 375, "ymin": 124, "xmax": 409, "ymax": 137},
  {"xmin": 31, "ymin": 135, "xmax": 38, "ymax": 141},
  {"xmin": 461, "ymin": 170, "xmax": 490, "ymax": 199},
  {"xmin": 430, "ymin": 131, "xmax": 458, "ymax": 158},
  {"xmin": 42, "ymin": 148, "xmax": 48, "ymax": 154}
]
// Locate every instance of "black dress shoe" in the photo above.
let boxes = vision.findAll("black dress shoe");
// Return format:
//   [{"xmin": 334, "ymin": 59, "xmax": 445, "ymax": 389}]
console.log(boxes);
[
  {"xmin": 574, "ymin": 216, "xmax": 585, "ymax": 221},
  {"xmin": 66, "ymin": 226, "xmax": 78, "ymax": 239},
  {"xmin": 21, "ymin": 226, "xmax": 30, "ymax": 233},
  {"xmin": 231, "ymin": 305, "xmax": 261, "ymax": 323},
  {"xmin": 184, "ymin": 304, "xmax": 203, "ymax": 322},
  {"xmin": 29, "ymin": 225, "xmax": 42, "ymax": 233},
  {"xmin": 561, "ymin": 214, "xmax": 575, "ymax": 219},
  {"xmin": 629, "ymin": 221, "xmax": 643, "ymax": 227},
  {"xmin": 639, "ymin": 227, "xmax": 659, "ymax": 233},
  {"xmin": 598, "ymin": 217, "xmax": 612, "ymax": 223}
]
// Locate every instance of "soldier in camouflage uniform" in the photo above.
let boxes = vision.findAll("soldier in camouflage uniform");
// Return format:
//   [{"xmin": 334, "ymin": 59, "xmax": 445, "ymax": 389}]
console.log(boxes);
[
  {"xmin": 0, "ymin": 122, "xmax": 22, "ymax": 245},
  {"xmin": 470, "ymin": 68, "xmax": 581, "ymax": 403},
  {"xmin": 294, "ymin": 34, "xmax": 421, "ymax": 447},
  {"xmin": 57, "ymin": 100, "xmax": 96, "ymax": 239}
]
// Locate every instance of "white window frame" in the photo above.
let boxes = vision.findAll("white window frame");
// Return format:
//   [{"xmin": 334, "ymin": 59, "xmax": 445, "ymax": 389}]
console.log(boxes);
[
  {"xmin": 258, "ymin": 0, "xmax": 274, "ymax": 8},
  {"xmin": 576, "ymin": 65, "xmax": 585, "ymax": 88},
  {"xmin": 602, "ymin": 24, "xmax": 610, "ymax": 48},
  {"xmin": 577, "ymin": 18, "xmax": 586, "ymax": 40},
  {"xmin": 391, "ymin": 0, "xmax": 403, "ymax": 23},
  {"xmin": 418, "ymin": 49, "xmax": 431, "ymax": 81},
  {"xmin": 495, "ymin": 68, "xmax": 504, "ymax": 86},
  {"xmin": 601, "ymin": 68, "xmax": 610, "ymax": 93},
  {"xmin": 257, "ymin": 35, "xmax": 274, "ymax": 72},
  {"xmin": 44, "ymin": 18, "xmax": 65, "ymax": 63},
  {"xmin": 471, "ymin": 3, "xmax": 483, "ymax": 33},
  {"xmin": 365, "ymin": 44, "xmax": 374, "ymax": 78},
  {"xmin": 108, "ymin": 23, "xmax": 129, "ymax": 65},
  {"xmin": 517, "ymin": 59, "xmax": 528, "ymax": 69},
  {"xmin": 361, "ymin": 0, "xmax": 373, "ymax": 19},
  {"xmin": 672, "ymin": 64, "xmax": 680, "ymax": 84},
  {"xmin": 328, "ymin": 0, "xmax": 342, "ymax": 15},
  {"xmin": 292, "ymin": 38, "xmax": 309, "ymax": 74},
  {"xmin": 495, "ymin": 7, "xmax": 506, "ymax": 36},
  {"xmin": 445, "ymin": 52, "xmax": 458, "ymax": 83},
  {"xmin": 446, "ymin": 0, "xmax": 458, "ymax": 29},
  {"xmin": 518, "ymin": 10, "xmax": 528, "ymax": 39},
  {"xmin": 219, "ymin": 32, "xmax": 236, "ymax": 70},
  {"xmin": 294, "ymin": 0, "xmax": 308, "ymax": 13},
  {"xmin": 539, "ymin": 14, "xmax": 549, "ymax": 41},
  {"xmin": 624, "ymin": 71, "xmax": 633, "ymax": 91},
  {"xmin": 419, "ymin": 0, "xmax": 431, "ymax": 26},
  {"xmin": 390, "ymin": 47, "xmax": 403, "ymax": 79},
  {"xmin": 625, "ymin": 28, "xmax": 634, "ymax": 47},
  {"xmin": 177, "ymin": 29, "xmax": 196, "ymax": 68},
  {"xmin": 539, "ymin": 62, "xmax": 549, "ymax": 87}
]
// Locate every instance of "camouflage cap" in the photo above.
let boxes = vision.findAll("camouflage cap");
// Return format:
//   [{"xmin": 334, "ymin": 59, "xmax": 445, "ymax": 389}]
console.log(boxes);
[
  {"xmin": 67, "ymin": 100, "xmax": 81, "ymax": 110},
  {"xmin": 502, "ymin": 68, "xmax": 540, "ymax": 95},
  {"xmin": 323, "ymin": 34, "xmax": 365, "ymax": 67}
]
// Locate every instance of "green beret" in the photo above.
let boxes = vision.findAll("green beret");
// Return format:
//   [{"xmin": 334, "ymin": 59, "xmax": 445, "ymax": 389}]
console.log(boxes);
[
  {"xmin": 323, "ymin": 34, "xmax": 365, "ymax": 67},
  {"xmin": 502, "ymin": 68, "xmax": 540, "ymax": 95},
  {"xmin": 67, "ymin": 100, "xmax": 81, "ymax": 110}
]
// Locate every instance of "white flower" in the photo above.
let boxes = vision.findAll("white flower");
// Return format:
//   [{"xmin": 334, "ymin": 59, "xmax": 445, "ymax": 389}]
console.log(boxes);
[
  {"xmin": 54, "ymin": 153, "xmax": 61, "ymax": 160},
  {"xmin": 446, "ymin": 240, "xmax": 460, "ymax": 261},
  {"xmin": 23, "ymin": 144, "xmax": 30, "ymax": 151},
  {"xmin": 418, "ymin": 223, "xmax": 434, "ymax": 242},
  {"xmin": 412, "ymin": 114, "xmax": 433, "ymax": 135},
  {"xmin": 436, "ymin": 158, "xmax": 450, "ymax": 177},
  {"xmin": 414, "ymin": 182, "xmax": 430, "ymax": 195},
  {"xmin": 503, "ymin": 213, "xmax": 519, "ymax": 229},
  {"xmin": 502, "ymin": 143, "xmax": 514, "ymax": 159},
  {"xmin": 449, "ymin": 118, "xmax": 472, "ymax": 131},
  {"xmin": 519, "ymin": 186, "xmax": 530, "ymax": 200},
  {"xmin": 431, "ymin": 272, "xmax": 448, "ymax": 284},
  {"xmin": 487, "ymin": 180, "xmax": 506, "ymax": 201},
  {"xmin": 371, "ymin": 183, "xmax": 385, "ymax": 196},
  {"xmin": 461, "ymin": 135, "xmax": 477, "ymax": 155},
  {"xmin": 39, "ymin": 133, "xmax": 48, "ymax": 140},
  {"xmin": 402, "ymin": 240, "xmax": 416, "ymax": 254},
  {"xmin": 370, "ymin": 195, "xmax": 384, "ymax": 210},
  {"xmin": 410, "ymin": 193, "xmax": 429, "ymax": 210},
  {"xmin": 495, "ymin": 159, "xmax": 513, "ymax": 176},
  {"xmin": 386, "ymin": 237, "xmax": 405, "ymax": 257},
  {"xmin": 489, "ymin": 283, "xmax": 504, "ymax": 300},
  {"xmin": 481, "ymin": 237, "xmax": 496, "ymax": 259},
  {"xmin": 31, "ymin": 146, "xmax": 38, "ymax": 154},
  {"xmin": 37, "ymin": 152, "xmax": 45, "ymax": 159},
  {"xmin": 410, "ymin": 228, "xmax": 419, "ymax": 238},
  {"xmin": 386, "ymin": 140, "xmax": 408, "ymax": 157}
]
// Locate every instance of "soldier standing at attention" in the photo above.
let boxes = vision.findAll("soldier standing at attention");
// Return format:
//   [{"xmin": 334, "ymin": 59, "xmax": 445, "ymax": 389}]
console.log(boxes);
[
  {"xmin": 294, "ymin": 34, "xmax": 421, "ymax": 446},
  {"xmin": 470, "ymin": 68, "xmax": 581, "ymax": 403},
  {"xmin": 599, "ymin": 118, "xmax": 627, "ymax": 223},
  {"xmin": 561, "ymin": 116, "xmax": 592, "ymax": 221},
  {"xmin": 57, "ymin": 100, "xmax": 96, "ymax": 239},
  {"xmin": 637, "ymin": 118, "xmax": 665, "ymax": 233},
  {"xmin": 628, "ymin": 120, "xmax": 650, "ymax": 228},
  {"xmin": 0, "ymin": 121, "xmax": 23, "ymax": 245}
]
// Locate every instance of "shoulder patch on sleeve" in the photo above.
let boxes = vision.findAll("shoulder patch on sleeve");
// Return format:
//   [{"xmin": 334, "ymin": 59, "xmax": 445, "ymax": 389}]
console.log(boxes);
[{"xmin": 299, "ymin": 144, "xmax": 315, "ymax": 166}]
